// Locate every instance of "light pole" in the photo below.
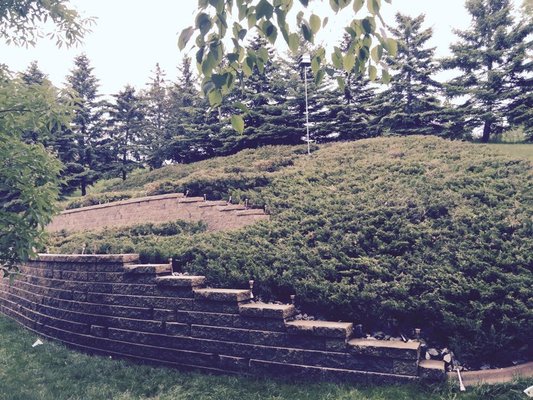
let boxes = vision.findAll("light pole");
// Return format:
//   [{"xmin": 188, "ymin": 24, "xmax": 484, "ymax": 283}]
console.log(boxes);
[{"xmin": 299, "ymin": 54, "xmax": 311, "ymax": 155}]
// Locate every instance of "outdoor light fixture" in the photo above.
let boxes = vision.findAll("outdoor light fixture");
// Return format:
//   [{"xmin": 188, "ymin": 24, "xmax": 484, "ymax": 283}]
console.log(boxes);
[{"xmin": 299, "ymin": 53, "xmax": 312, "ymax": 155}]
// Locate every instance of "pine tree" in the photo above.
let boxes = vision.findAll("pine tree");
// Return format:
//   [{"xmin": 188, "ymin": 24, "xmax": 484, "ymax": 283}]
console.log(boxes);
[
  {"xmin": 374, "ymin": 14, "xmax": 446, "ymax": 137},
  {"xmin": 61, "ymin": 54, "xmax": 105, "ymax": 195},
  {"xmin": 20, "ymin": 60, "xmax": 48, "ymax": 85},
  {"xmin": 140, "ymin": 63, "xmax": 169, "ymax": 169},
  {"xmin": 323, "ymin": 33, "xmax": 377, "ymax": 141},
  {"xmin": 444, "ymin": 0, "xmax": 532, "ymax": 142},
  {"xmin": 165, "ymin": 57, "xmax": 217, "ymax": 163},
  {"xmin": 108, "ymin": 85, "xmax": 144, "ymax": 180}
]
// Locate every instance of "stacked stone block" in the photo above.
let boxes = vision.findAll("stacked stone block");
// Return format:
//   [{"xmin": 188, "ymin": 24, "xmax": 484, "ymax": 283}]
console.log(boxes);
[
  {"xmin": 0, "ymin": 254, "xmax": 445, "ymax": 383},
  {"xmin": 46, "ymin": 193, "xmax": 268, "ymax": 233}
]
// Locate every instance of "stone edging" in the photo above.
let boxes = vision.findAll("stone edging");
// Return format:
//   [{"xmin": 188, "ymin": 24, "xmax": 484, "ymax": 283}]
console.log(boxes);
[{"xmin": 447, "ymin": 361, "xmax": 533, "ymax": 387}]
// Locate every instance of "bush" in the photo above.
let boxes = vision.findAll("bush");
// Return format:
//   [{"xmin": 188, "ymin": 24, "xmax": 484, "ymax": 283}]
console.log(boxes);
[{"xmin": 50, "ymin": 137, "xmax": 533, "ymax": 366}]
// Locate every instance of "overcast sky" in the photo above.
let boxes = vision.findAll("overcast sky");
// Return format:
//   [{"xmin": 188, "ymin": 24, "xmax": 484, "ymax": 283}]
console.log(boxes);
[{"xmin": 0, "ymin": 0, "xmax": 524, "ymax": 95}]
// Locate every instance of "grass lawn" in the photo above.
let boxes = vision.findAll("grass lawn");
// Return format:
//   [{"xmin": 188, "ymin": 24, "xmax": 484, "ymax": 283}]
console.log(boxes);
[{"xmin": 0, "ymin": 316, "xmax": 530, "ymax": 400}]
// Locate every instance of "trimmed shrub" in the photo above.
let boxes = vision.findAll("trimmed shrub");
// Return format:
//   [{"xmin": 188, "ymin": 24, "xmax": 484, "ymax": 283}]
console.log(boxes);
[{"xmin": 50, "ymin": 137, "xmax": 533, "ymax": 366}]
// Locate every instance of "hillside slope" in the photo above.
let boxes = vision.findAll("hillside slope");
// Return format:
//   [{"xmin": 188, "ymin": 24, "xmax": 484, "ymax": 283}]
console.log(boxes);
[{"xmin": 49, "ymin": 137, "xmax": 533, "ymax": 365}]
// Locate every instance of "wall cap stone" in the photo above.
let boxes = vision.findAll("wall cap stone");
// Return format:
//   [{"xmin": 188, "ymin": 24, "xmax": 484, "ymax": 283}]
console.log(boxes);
[
  {"xmin": 35, "ymin": 254, "xmax": 140, "ymax": 263},
  {"xmin": 286, "ymin": 320, "xmax": 353, "ymax": 338},
  {"xmin": 59, "ymin": 193, "xmax": 184, "ymax": 215},
  {"xmin": 194, "ymin": 288, "xmax": 252, "ymax": 302},
  {"xmin": 239, "ymin": 302, "xmax": 296, "ymax": 319},
  {"xmin": 155, "ymin": 275, "xmax": 206, "ymax": 288},
  {"xmin": 348, "ymin": 339, "xmax": 420, "ymax": 360}
]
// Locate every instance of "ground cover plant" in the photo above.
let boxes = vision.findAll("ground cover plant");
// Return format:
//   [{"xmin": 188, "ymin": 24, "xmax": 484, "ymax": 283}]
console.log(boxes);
[
  {"xmin": 1, "ymin": 315, "xmax": 531, "ymax": 400},
  {"xmin": 49, "ymin": 137, "xmax": 533, "ymax": 367}
]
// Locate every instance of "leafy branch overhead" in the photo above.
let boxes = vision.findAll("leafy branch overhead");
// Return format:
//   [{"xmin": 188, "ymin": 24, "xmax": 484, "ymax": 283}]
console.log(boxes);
[{"xmin": 180, "ymin": 0, "xmax": 396, "ymax": 132}]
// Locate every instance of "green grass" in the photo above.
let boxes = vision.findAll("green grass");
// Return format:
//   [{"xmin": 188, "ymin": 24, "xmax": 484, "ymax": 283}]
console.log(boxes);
[
  {"xmin": 1, "ymin": 315, "xmax": 530, "ymax": 400},
  {"xmin": 486, "ymin": 143, "xmax": 533, "ymax": 161}
]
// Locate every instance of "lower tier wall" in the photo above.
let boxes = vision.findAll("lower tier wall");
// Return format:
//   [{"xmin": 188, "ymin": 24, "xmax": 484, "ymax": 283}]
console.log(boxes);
[{"xmin": 0, "ymin": 254, "xmax": 443, "ymax": 383}]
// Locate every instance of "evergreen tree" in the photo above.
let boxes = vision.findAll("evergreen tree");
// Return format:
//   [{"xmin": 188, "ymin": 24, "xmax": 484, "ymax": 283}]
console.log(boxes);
[
  {"xmin": 141, "ymin": 63, "xmax": 169, "ymax": 169},
  {"xmin": 20, "ymin": 60, "xmax": 48, "ymax": 85},
  {"xmin": 60, "ymin": 54, "xmax": 105, "ymax": 195},
  {"xmin": 323, "ymin": 33, "xmax": 377, "ymax": 141},
  {"xmin": 108, "ymin": 85, "xmax": 144, "ymax": 180},
  {"xmin": 444, "ymin": 0, "xmax": 532, "ymax": 142},
  {"xmin": 374, "ymin": 14, "xmax": 446, "ymax": 136}
]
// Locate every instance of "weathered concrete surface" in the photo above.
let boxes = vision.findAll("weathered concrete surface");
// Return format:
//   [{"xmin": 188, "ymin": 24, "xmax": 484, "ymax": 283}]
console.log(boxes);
[{"xmin": 47, "ymin": 193, "xmax": 268, "ymax": 233}]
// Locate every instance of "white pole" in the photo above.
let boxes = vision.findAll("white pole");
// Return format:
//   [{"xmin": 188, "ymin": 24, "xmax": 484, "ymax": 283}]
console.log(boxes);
[{"xmin": 304, "ymin": 66, "xmax": 310, "ymax": 155}]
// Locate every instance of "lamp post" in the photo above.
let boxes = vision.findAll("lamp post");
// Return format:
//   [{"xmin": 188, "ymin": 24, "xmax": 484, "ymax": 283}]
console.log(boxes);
[{"xmin": 299, "ymin": 54, "xmax": 311, "ymax": 155}]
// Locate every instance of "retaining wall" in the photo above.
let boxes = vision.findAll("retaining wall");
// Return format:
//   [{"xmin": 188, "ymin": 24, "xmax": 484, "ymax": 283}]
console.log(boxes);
[
  {"xmin": 47, "ymin": 193, "xmax": 268, "ymax": 233},
  {"xmin": 0, "ymin": 254, "xmax": 445, "ymax": 383}
]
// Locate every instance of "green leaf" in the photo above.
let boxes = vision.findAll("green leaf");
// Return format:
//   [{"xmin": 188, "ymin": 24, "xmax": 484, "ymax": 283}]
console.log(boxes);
[
  {"xmin": 256, "ymin": 0, "xmax": 274, "ymax": 19},
  {"xmin": 353, "ymin": 0, "xmax": 364, "ymax": 13},
  {"xmin": 178, "ymin": 26, "xmax": 194, "ymax": 50},
  {"xmin": 368, "ymin": 65, "xmax": 377, "ymax": 81},
  {"xmin": 367, "ymin": 0, "xmax": 381, "ymax": 15},
  {"xmin": 195, "ymin": 13, "xmax": 212, "ymax": 35},
  {"xmin": 302, "ymin": 22, "xmax": 313, "ymax": 42},
  {"xmin": 385, "ymin": 38, "xmax": 397, "ymax": 57},
  {"xmin": 261, "ymin": 20, "xmax": 278, "ymax": 44},
  {"xmin": 361, "ymin": 17, "xmax": 375, "ymax": 34},
  {"xmin": 322, "ymin": 17, "xmax": 329, "ymax": 27},
  {"xmin": 329, "ymin": 0, "xmax": 340, "ymax": 13},
  {"xmin": 233, "ymin": 102, "xmax": 249, "ymax": 113},
  {"xmin": 309, "ymin": 14, "xmax": 321, "ymax": 34},
  {"xmin": 314, "ymin": 69, "xmax": 325, "ymax": 85},
  {"xmin": 382, "ymin": 69, "xmax": 391, "ymax": 84},
  {"xmin": 336, "ymin": 76, "xmax": 346, "ymax": 91},
  {"xmin": 343, "ymin": 53, "xmax": 355, "ymax": 72},
  {"xmin": 208, "ymin": 89, "xmax": 222, "ymax": 107},
  {"xmin": 371, "ymin": 45, "xmax": 383, "ymax": 63},
  {"xmin": 231, "ymin": 114, "xmax": 245, "ymax": 134},
  {"xmin": 288, "ymin": 33, "xmax": 299, "ymax": 53}
]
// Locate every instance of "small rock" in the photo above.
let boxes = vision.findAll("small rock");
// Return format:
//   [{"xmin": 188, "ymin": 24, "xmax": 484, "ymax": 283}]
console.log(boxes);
[
  {"xmin": 384, "ymin": 335, "xmax": 391, "ymax": 340},
  {"xmin": 425, "ymin": 352, "xmax": 432, "ymax": 360},
  {"xmin": 427, "ymin": 348, "xmax": 440, "ymax": 357},
  {"xmin": 373, "ymin": 331, "xmax": 385, "ymax": 340},
  {"xmin": 480, "ymin": 364, "xmax": 491, "ymax": 370},
  {"xmin": 442, "ymin": 348, "xmax": 450, "ymax": 355},
  {"xmin": 443, "ymin": 354, "xmax": 452, "ymax": 364}
]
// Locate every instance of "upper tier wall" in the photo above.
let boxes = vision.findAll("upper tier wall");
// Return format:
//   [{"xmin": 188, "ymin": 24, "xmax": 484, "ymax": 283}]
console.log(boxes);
[
  {"xmin": 47, "ymin": 193, "xmax": 268, "ymax": 233},
  {"xmin": 0, "ymin": 254, "xmax": 445, "ymax": 383}
]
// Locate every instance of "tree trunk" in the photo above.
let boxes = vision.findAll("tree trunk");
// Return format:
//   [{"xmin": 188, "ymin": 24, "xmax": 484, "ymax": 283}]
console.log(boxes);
[
  {"xmin": 81, "ymin": 179, "xmax": 86, "ymax": 196},
  {"xmin": 481, "ymin": 120, "xmax": 491, "ymax": 143}
]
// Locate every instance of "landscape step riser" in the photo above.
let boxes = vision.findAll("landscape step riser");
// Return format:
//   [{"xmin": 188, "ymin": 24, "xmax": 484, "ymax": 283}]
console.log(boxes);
[
  {"xmin": 0, "ymin": 254, "xmax": 446, "ymax": 383},
  {"xmin": 47, "ymin": 193, "xmax": 268, "ymax": 234}
]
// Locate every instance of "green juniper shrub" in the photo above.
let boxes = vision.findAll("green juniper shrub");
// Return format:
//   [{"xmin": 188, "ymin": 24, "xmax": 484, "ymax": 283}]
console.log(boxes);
[{"xmin": 50, "ymin": 137, "xmax": 533, "ymax": 366}]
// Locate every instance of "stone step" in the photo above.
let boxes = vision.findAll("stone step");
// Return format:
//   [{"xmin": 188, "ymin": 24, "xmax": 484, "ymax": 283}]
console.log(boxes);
[
  {"xmin": 217, "ymin": 205, "xmax": 247, "ymax": 212},
  {"xmin": 123, "ymin": 264, "xmax": 172, "ymax": 275},
  {"xmin": 179, "ymin": 197, "xmax": 205, "ymax": 204},
  {"xmin": 347, "ymin": 339, "xmax": 420, "ymax": 360},
  {"xmin": 236, "ymin": 209, "xmax": 266, "ymax": 217},
  {"xmin": 239, "ymin": 302, "xmax": 296, "ymax": 319},
  {"xmin": 419, "ymin": 360, "xmax": 446, "ymax": 381},
  {"xmin": 286, "ymin": 320, "xmax": 353, "ymax": 339},
  {"xmin": 198, "ymin": 201, "xmax": 227, "ymax": 208},
  {"xmin": 194, "ymin": 288, "xmax": 252, "ymax": 303},
  {"xmin": 155, "ymin": 275, "xmax": 206, "ymax": 288}
]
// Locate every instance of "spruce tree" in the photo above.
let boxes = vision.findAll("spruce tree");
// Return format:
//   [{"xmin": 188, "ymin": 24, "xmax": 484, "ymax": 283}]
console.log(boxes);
[
  {"xmin": 61, "ymin": 54, "xmax": 105, "ymax": 195},
  {"xmin": 108, "ymin": 85, "xmax": 144, "ymax": 180},
  {"xmin": 444, "ymin": 0, "xmax": 532, "ymax": 142},
  {"xmin": 20, "ymin": 60, "xmax": 48, "ymax": 85},
  {"xmin": 374, "ymin": 14, "xmax": 445, "ymax": 137},
  {"xmin": 141, "ymin": 63, "xmax": 169, "ymax": 169}
]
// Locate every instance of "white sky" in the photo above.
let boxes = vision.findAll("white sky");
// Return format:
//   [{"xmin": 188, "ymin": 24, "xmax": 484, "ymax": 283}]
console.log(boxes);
[{"xmin": 0, "ymin": 0, "xmax": 523, "ymax": 96}]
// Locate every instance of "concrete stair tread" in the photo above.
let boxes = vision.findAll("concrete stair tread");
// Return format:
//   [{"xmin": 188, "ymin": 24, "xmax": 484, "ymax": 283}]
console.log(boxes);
[
  {"xmin": 124, "ymin": 264, "xmax": 172, "ymax": 275},
  {"xmin": 286, "ymin": 320, "xmax": 353, "ymax": 338},
  {"xmin": 217, "ymin": 205, "xmax": 247, "ymax": 212},
  {"xmin": 198, "ymin": 201, "xmax": 227, "ymax": 208},
  {"xmin": 155, "ymin": 275, "xmax": 206, "ymax": 287},
  {"xmin": 239, "ymin": 302, "xmax": 296, "ymax": 319},
  {"xmin": 348, "ymin": 338, "xmax": 420, "ymax": 360},
  {"xmin": 179, "ymin": 197, "xmax": 205, "ymax": 203},
  {"xmin": 194, "ymin": 288, "xmax": 252, "ymax": 302},
  {"xmin": 236, "ymin": 209, "xmax": 266, "ymax": 216}
]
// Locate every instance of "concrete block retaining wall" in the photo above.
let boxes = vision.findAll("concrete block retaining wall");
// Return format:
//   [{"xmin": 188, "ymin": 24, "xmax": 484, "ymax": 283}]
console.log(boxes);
[
  {"xmin": 0, "ymin": 254, "xmax": 445, "ymax": 383},
  {"xmin": 47, "ymin": 193, "xmax": 268, "ymax": 233}
]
